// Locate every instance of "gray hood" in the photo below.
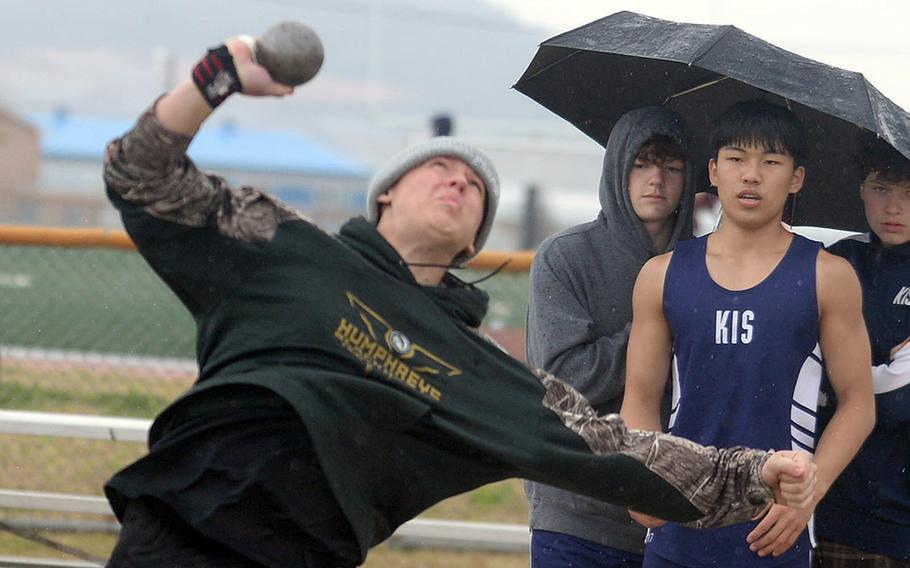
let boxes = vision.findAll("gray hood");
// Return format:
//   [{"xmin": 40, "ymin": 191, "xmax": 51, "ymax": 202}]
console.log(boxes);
[
  {"xmin": 524, "ymin": 106, "xmax": 695, "ymax": 551},
  {"xmin": 598, "ymin": 106, "xmax": 695, "ymax": 259}
]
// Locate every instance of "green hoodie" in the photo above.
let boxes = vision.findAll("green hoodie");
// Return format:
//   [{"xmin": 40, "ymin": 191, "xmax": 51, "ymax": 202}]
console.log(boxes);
[{"xmin": 103, "ymin": 105, "xmax": 779, "ymax": 564}]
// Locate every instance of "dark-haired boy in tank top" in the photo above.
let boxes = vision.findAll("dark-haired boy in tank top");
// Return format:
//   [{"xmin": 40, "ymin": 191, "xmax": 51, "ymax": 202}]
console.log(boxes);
[{"xmin": 621, "ymin": 100, "xmax": 875, "ymax": 568}]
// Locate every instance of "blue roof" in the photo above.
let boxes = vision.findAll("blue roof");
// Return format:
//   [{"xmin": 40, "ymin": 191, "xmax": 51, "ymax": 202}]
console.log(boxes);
[{"xmin": 28, "ymin": 112, "xmax": 369, "ymax": 178}]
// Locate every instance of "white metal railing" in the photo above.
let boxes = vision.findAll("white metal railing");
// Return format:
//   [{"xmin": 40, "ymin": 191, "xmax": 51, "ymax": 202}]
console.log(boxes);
[
  {"xmin": 0, "ymin": 410, "xmax": 151, "ymax": 442},
  {"xmin": 0, "ymin": 557, "xmax": 102, "ymax": 568}
]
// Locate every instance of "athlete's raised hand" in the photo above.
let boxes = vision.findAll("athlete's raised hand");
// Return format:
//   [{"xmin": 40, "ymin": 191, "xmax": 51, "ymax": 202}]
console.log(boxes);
[{"xmin": 226, "ymin": 36, "xmax": 294, "ymax": 97}]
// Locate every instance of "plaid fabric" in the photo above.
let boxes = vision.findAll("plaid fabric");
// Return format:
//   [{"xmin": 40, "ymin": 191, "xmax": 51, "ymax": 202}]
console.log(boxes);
[{"xmin": 816, "ymin": 541, "xmax": 910, "ymax": 568}]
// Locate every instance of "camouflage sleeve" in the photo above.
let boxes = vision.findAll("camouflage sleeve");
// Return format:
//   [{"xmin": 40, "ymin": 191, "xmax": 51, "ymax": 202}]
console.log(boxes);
[
  {"xmin": 102, "ymin": 101, "xmax": 311, "ymax": 314},
  {"xmin": 103, "ymin": 101, "xmax": 301, "ymax": 242},
  {"xmin": 533, "ymin": 368, "xmax": 774, "ymax": 529}
]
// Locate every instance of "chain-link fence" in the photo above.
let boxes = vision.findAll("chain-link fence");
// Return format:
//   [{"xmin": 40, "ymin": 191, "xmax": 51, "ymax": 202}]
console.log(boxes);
[{"xmin": 0, "ymin": 228, "xmax": 531, "ymax": 559}]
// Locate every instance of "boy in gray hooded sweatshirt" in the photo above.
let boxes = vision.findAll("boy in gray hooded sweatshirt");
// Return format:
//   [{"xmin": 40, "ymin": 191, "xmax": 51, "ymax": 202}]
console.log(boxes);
[{"xmin": 525, "ymin": 106, "xmax": 695, "ymax": 567}]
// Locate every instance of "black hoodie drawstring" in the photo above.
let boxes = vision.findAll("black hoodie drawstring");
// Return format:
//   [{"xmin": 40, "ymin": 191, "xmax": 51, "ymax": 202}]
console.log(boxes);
[
  {"xmin": 399, "ymin": 259, "xmax": 511, "ymax": 287},
  {"xmin": 460, "ymin": 259, "xmax": 511, "ymax": 286}
]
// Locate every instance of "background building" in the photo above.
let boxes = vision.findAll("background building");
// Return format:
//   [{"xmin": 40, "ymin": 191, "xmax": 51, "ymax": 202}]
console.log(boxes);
[
  {"xmin": 0, "ymin": 107, "xmax": 40, "ymax": 221},
  {"xmin": 3, "ymin": 110, "xmax": 369, "ymax": 232}
]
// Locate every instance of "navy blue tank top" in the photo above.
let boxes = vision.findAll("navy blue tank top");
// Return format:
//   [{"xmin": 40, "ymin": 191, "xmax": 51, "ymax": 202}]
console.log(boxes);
[{"xmin": 648, "ymin": 234, "xmax": 822, "ymax": 567}]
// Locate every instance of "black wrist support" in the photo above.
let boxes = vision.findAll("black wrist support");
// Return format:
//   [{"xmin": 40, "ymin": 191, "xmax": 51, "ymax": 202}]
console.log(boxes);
[{"xmin": 191, "ymin": 45, "xmax": 242, "ymax": 108}]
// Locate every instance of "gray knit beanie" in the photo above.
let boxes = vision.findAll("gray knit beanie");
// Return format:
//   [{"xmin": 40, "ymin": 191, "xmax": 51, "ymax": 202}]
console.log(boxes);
[{"xmin": 367, "ymin": 136, "xmax": 500, "ymax": 263}]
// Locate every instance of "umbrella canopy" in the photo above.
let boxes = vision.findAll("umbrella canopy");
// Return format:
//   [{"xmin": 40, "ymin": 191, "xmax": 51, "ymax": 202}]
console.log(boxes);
[{"xmin": 514, "ymin": 10, "xmax": 910, "ymax": 231}]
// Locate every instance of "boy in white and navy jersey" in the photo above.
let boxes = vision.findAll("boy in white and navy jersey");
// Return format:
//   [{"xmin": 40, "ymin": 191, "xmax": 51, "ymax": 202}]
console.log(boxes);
[
  {"xmin": 815, "ymin": 145, "xmax": 910, "ymax": 566},
  {"xmin": 621, "ymin": 100, "xmax": 875, "ymax": 568}
]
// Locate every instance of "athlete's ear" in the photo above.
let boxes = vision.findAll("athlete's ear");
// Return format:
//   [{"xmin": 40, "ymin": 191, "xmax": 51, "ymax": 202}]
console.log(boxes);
[
  {"xmin": 708, "ymin": 159, "xmax": 718, "ymax": 187},
  {"xmin": 376, "ymin": 190, "xmax": 393, "ymax": 205},
  {"xmin": 788, "ymin": 166, "xmax": 806, "ymax": 195}
]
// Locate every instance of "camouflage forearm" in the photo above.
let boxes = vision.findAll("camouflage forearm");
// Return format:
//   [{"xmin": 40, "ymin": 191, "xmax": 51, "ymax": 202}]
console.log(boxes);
[
  {"xmin": 534, "ymin": 368, "xmax": 773, "ymax": 528},
  {"xmin": 103, "ymin": 103, "xmax": 300, "ymax": 241}
]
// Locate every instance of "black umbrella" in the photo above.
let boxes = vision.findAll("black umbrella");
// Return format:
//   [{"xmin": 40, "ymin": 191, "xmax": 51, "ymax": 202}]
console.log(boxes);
[{"xmin": 514, "ymin": 10, "xmax": 910, "ymax": 231}]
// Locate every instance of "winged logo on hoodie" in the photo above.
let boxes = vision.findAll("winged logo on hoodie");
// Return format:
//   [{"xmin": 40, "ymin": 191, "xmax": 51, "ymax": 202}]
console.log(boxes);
[{"xmin": 333, "ymin": 291, "xmax": 461, "ymax": 401}]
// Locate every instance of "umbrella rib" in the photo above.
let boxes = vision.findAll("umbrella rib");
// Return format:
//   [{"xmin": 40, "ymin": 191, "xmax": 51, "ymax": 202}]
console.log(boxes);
[
  {"xmin": 860, "ymin": 75, "xmax": 883, "ymax": 140},
  {"xmin": 688, "ymin": 25, "xmax": 735, "ymax": 66},
  {"xmin": 663, "ymin": 76, "xmax": 795, "ymax": 111},
  {"xmin": 664, "ymin": 78, "xmax": 728, "ymax": 105},
  {"xmin": 514, "ymin": 49, "xmax": 585, "ymax": 83}
]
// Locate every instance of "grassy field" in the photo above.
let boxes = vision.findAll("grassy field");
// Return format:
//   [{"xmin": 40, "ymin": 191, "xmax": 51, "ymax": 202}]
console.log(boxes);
[{"xmin": 0, "ymin": 243, "xmax": 533, "ymax": 565}]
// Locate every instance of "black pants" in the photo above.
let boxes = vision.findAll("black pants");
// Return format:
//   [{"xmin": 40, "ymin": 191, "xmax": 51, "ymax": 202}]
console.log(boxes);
[
  {"xmin": 108, "ymin": 497, "xmax": 355, "ymax": 568},
  {"xmin": 105, "ymin": 387, "xmax": 360, "ymax": 567},
  {"xmin": 108, "ymin": 497, "xmax": 258, "ymax": 567}
]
